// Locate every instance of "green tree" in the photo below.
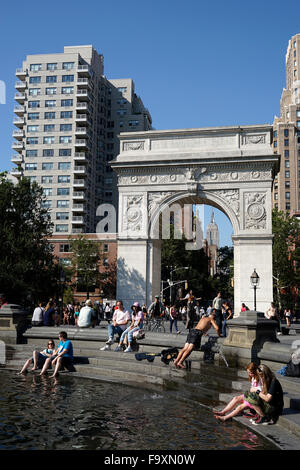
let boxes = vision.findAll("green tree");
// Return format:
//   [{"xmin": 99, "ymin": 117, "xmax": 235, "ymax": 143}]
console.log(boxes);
[
  {"xmin": 69, "ymin": 235, "xmax": 101, "ymax": 299},
  {"xmin": 0, "ymin": 174, "xmax": 55, "ymax": 304},
  {"xmin": 272, "ymin": 208, "xmax": 300, "ymax": 310}
]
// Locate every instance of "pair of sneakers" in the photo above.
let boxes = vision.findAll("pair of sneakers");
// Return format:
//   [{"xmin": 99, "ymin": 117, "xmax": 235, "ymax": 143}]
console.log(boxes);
[
  {"xmin": 115, "ymin": 345, "xmax": 132, "ymax": 353},
  {"xmin": 100, "ymin": 338, "xmax": 114, "ymax": 351},
  {"xmin": 250, "ymin": 414, "xmax": 271, "ymax": 425}
]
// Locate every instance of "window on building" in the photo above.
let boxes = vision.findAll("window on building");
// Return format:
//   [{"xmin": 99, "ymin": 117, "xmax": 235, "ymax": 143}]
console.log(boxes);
[
  {"xmin": 26, "ymin": 150, "xmax": 38, "ymax": 157},
  {"xmin": 284, "ymin": 150, "xmax": 289, "ymax": 158},
  {"xmin": 46, "ymin": 76, "xmax": 57, "ymax": 83},
  {"xmin": 44, "ymin": 112, "xmax": 55, "ymax": 119},
  {"xmin": 47, "ymin": 63, "xmax": 57, "ymax": 71},
  {"xmin": 28, "ymin": 101, "xmax": 40, "ymax": 108},
  {"xmin": 57, "ymin": 200, "xmax": 69, "ymax": 208},
  {"xmin": 57, "ymin": 187, "xmax": 70, "ymax": 195},
  {"xmin": 45, "ymin": 87, "xmax": 57, "ymax": 95},
  {"xmin": 43, "ymin": 136, "xmax": 55, "ymax": 144},
  {"xmin": 61, "ymin": 87, "xmax": 74, "ymax": 94},
  {"xmin": 61, "ymin": 99, "xmax": 73, "ymax": 107},
  {"xmin": 58, "ymin": 176, "xmax": 70, "ymax": 183},
  {"xmin": 56, "ymin": 212, "xmax": 69, "ymax": 220},
  {"xmin": 55, "ymin": 224, "xmax": 69, "ymax": 232},
  {"xmin": 26, "ymin": 137, "xmax": 38, "ymax": 145},
  {"xmin": 59, "ymin": 149, "xmax": 72, "ymax": 156},
  {"xmin": 42, "ymin": 200, "xmax": 52, "ymax": 208},
  {"xmin": 59, "ymin": 244, "xmax": 70, "ymax": 252},
  {"xmin": 284, "ymin": 139, "xmax": 289, "ymax": 146},
  {"xmin": 29, "ymin": 88, "xmax": 41, "ymax": 96},
  {"xmin": 44, "ymin": 124, "xmax": 55, "ymax": 132},
  {"xmin": 62, "ymin": 62, "xmax": 74, "ymax": 70},
  {"xmin": 274, "ymin": 193, "xmax": 278, "ymax": 200},
  {"xmin": 30, "ymin": 64, "xmax": 42, "ymax": 72},
  {"xmin": 27, "ymin": 125, "xmax": 39, "ymax": 133},
  {"xmin": 285, "ymin": 171, "xmax": 290, "ymax": 178},
  {"xmin": 286, "ymin": 202, "xmax": 290, "ymax": 210},
  {"xmin": 42, "ymin": 163, "xmax": 53, "ymax": 170},
  {"xmin": 29, "ymin": 76, "xmax": 41, "ymax": 84},
  {"xmin": 43, "ymin": 149, "xmax": 54, "ymax": 157},
  {"xmin": 284, "ymin": 160, "xmax": 290, "ymax": 168},
  {"xmin": 284, "ymin": 129, "xmax": 289, "ymax": 137},
  {"xmin": 62, "ymin": 75, "xmax": 74, "ymax": 82},
  {"xmin": 28, "ymin": 112, "xmax": 40, "ymax": 120},
  {"xmin": 45, "ymin": 100, "xmax": 56, "ymax": 107},
  {"xmin": 43, "ymin": 188, "xmax": 52, "ymax": 196},
  {"xmin": 103, "ymin": 244, "xmax": 109, "ymax": 253},
  {"xmin": 285, "ymin": 192, "xmax": 290, "ymax": 200},
  {"xmin": 60, "ymin": 111, "xmax": 73, "ymax": 119},
  {"xmin": 41, "ymin": 176, "xmax": 53, "ymax": 184},
  {"xmin": 117, "ymin": 87, "xmax": 127, "ymax": 93},
  {"xmin": 58, "ymin": 162, "xmax": 71, "ymax": 170},
  {"xmin": 60, "ymin": 124, "xmax": 72, "ymax": 131},
  {"xmin": 59, "ymin": 136, "xmax": 72, "ymax": 144},
  {"xmin": 274, "ymin": 141, "xmax": 277, "ymax": 148},
  {"xmin": 25, "ymin": 163, "xmax": 37, "ymax": 171},
  {"xmin": 103, "ymin": 258, "xmax": 109, "ymax": 267},
  {"xmin": 285, "ymin": 181, "xmax": 290, "ymax": 188}
]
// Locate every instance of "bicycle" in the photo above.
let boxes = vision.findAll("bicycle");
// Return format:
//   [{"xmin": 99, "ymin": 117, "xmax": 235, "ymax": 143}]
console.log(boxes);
[{"xmin": 151, "ymin": 317, "xmax": 166, "ymax": 333}]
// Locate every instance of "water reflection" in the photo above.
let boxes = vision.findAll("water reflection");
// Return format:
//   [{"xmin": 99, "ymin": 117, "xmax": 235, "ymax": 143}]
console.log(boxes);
[{"xmin": 0, "ymin": 370, "xmax": 277, "ymax": 450}]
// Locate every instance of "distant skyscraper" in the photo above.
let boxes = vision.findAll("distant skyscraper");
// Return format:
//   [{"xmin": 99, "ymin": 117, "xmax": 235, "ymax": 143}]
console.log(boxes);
[
  {"xmin": 11, "ymin": 45, "xmax": 152, "ymax": 234},
  {"xmin": 206, "ymin": 209, "xmax": 219, "ymax": 276},
  {"xmin": 273, "ymin": 34, "xmax": 300, "ymax": 219}
]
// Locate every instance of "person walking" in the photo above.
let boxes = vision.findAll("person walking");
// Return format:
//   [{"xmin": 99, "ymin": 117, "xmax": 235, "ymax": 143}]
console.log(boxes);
[
  {"xmin": 169, "ymin": 304, "xmax": 180, "ymax": 334},
  {"xmin": 213, "ymin": 292, "xmax": 224, "ymax": 334}
]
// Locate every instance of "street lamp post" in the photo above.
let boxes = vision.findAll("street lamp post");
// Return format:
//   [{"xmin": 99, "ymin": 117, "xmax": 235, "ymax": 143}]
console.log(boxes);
[
  {"xmin": 168, "ymin": 266, "xmax": 189, "ymax": 305},
  {"xmin": 250, "ymin": 269, "xmax": 260, "ymax": 311}
]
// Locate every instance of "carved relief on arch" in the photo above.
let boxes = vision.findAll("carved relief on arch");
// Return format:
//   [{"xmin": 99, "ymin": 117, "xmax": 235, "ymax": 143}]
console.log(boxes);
[
  {"xmin": 244, "ymin": 192, "xmax": 266, "ymax": 230},
  {"xmin": 122, "ymin": 194, "xmax": 146, "ymax": 234}
]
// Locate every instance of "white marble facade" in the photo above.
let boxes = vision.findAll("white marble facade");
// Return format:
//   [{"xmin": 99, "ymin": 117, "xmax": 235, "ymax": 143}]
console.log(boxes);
[{"xmin": 111, "ymin": 125, "xmax": 279, "ymax": 315}]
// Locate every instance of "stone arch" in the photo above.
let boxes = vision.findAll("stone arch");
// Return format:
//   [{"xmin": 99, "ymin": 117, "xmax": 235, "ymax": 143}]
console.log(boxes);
[{"xmin": 112, "ymin": 125, "xmax": 279, "ymax": 314}]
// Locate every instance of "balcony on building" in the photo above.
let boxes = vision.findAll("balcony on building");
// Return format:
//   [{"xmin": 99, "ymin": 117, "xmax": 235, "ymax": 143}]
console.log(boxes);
[
  {"xmin": 76, "ymin": 102, "xmax": 89, "ymax": 113},
  {"xmin": 15, "ymin": 81, "xmax": 26, "ymax": 91},
  {"xmin": 72, "ymin": 179, "xmax": 86, "ymax": 189},
  {"xmin": 72, "ymin": 216, "xmax": 85, "ymax": 224},
  {"xmin": 12, "ymin": 141, "xmax": 23, "ymax": 152},
  {"xmin": 13, "ymin": 116, "xmax": 25, "ymax": 127},
  {"xmin": 76, "ymin": 89, "xmax": 91, "ymax": 101},
  {"xmin": 75, "ymin": 127, "xmax": 88, "ymax": 137},
  {"xmin": 14, "ymin": 92, "xmax": 26, "ymax": 103},
  {"xmin": 74, "ymin": 152, "xmax": 88, "ymax": 163},
  {"xmin": 77, "ymin": 64, "xmax": 91, "ymax": 76},
  {"xmin": 72, "ymin": 203, "xmax": 85, "ymax": 212},
  {"xmin": 11, "ymin": 168, "xmax": 23, "ymax": 177},
  {"xmin": 11, "ymin": 155, "xmax": 23, "ymax": 164},
  {"xmin": 12, "ymin": 130, "xmax": 24, "ymax": 140},
  {"xmin": 71, "ymin": 227, "xmax": 84, "ymax": 234},
  {"xmin": 15, "ymin": 68, "xmax": 26, "ymax": 80},
  {"xmin": 73, "ymin": 191, "xmax": 86, "ymax": 200},
  {"xmin": 14, "ymin": 105, "xmax": 25, "ymax": 115},
  {"xmin": 74, "ymin": 165, "xmax": 87, "ymax": 176},
  {"xmin": 77, "ymin": 77, "xmax": 91, "ymax": 89},
  {"xmin": 75, "ymin": 114, "xmax": 90, "ymax": 126},
  {"xmin": 75, "ymin": 138, "xmax": 89, "ymax": 149}
]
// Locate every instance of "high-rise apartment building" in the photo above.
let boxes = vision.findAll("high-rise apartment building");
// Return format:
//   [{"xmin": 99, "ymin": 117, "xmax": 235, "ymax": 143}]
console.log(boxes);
[
  {"xmin": 11, "ymin": 45, "xmax": 152, "ymax": 234},
  {"xmin": 273, "ymin": 34, "xmax": 300, "ymax": 218}
]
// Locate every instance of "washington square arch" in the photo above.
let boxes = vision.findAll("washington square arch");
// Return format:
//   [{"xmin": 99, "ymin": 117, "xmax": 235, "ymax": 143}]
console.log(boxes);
[{"xmin": 110, "ymin": 124, "xmax": 279, "ymax": 316}]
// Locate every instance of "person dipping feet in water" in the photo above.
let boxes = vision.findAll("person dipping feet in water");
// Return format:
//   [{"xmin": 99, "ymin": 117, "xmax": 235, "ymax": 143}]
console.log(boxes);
[{"xmin": 173, "ymin": 309, "xmax": 221, "ymax": 369}]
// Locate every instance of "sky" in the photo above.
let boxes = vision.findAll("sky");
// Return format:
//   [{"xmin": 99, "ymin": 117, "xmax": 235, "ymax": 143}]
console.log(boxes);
[{"xmin": 1, "ymin": 0, "xmax": 300, "ymax": 247}]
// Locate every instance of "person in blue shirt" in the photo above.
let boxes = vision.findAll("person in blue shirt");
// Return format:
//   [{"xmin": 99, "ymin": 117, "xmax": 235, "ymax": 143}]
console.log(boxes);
[{"xmin": 39, "ymin": 331, "xmax": 74, "ymax": 377}]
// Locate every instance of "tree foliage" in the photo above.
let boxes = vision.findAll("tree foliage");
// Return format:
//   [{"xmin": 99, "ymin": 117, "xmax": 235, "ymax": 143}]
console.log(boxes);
[
  {"xmin": 68, "ymin": 235, "xmax": 101, "ymax": 298},
  {"xmin": 0, "ymin": 175, "xmax": 55, "ymax": 304},
  {"xmin": 272, "ymin": 208, "xmax": 300, "ymax": 310}
]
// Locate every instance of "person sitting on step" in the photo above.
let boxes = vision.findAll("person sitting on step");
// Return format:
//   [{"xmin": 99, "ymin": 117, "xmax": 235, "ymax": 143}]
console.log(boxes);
[
  {"xmin": 114, "ymin": 302, "xmax": 144, "ymax": 353},
  {"xmin": 100, "ymin": 300, "xmax": 130, "ymax": 350}
]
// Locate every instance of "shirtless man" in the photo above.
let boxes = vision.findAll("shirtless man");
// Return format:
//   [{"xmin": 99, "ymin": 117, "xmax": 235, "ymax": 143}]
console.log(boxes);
[{"xmin": 173, "ymin": 309, "xmax": 221, "ymax": 369}]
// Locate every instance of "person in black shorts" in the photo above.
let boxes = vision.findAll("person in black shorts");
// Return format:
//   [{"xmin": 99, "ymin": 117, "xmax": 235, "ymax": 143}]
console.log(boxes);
[{"xmin": 174, "ymin": 310, "xmax": 221, "ymax": 369}]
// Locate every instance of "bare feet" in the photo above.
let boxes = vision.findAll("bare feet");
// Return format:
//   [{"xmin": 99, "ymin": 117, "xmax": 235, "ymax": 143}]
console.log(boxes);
[
  {"xmin": 213, "ymin": 410, "xmax": 225, "ymax": 416},
  {"xmin": 176, "ymin": 363, "xmax": 186, "ymax": 369},
  {"xmin": 215, "ymin": 415, "xmax": 231, "ymax": 422},
  {"xmin": 31, "ymin": 367, "xmax": 38, "ymax": 372}
]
